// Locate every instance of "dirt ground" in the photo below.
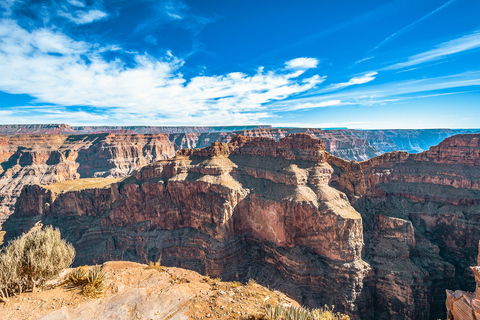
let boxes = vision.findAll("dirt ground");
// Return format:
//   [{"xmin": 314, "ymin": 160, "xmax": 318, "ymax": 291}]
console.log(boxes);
[{"xmin": 0, "ymin": 261, "xmax": 297, "ymax": 320}]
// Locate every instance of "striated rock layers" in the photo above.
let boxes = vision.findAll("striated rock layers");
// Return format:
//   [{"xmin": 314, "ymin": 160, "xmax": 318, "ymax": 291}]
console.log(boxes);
[
  {"xmin": 329, "ymin": 133, "xmax": 480, "ymax": 319},
  {"xmin": 0, "ymin": 133, "xmax": 175, "ymax": 222},
  {"xmin": 167, "ymin": 128, "xmax": 381, "ymax": 161},
  {"xmin": 5, "ymin": 133, "xmax": 480, "ymax": 319},
  {"xmin": 445, "ymin": 243, "xmax": 480, "ymax": 320},
  {"xmin": 6, "ymin": 134, "xmax": 373, "ymax": 319}
]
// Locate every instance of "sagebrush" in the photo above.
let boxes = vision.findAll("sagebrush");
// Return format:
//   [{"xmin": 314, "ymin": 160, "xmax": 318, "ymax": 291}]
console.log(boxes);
[{"xmin": 0, "ymin": 224, "xmax": 75, "ymax": 301}]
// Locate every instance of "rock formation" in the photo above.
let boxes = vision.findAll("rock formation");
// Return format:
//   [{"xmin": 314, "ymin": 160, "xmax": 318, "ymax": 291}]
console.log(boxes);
[
  {"xmin": 4, "ymin": 132, "xmax": 480, "ymax": 319},
  {"xmin": 445, "ymin": 242, "xmax": 480, "ymax": 320},
  {"xmin": 5, "ymin": 134, "xmax": 374, "ymax": 319},
  {"xmin": 0, "ymin": 133, "xmax": 175, "ymax": 223},
  {"xmin": 0, "ymin": 261, "xmax": 303, "ymax": 320}
]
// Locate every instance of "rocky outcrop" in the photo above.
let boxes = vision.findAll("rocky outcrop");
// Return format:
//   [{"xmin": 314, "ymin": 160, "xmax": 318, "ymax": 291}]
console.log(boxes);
[
  {"xmin": 0, "ymin": 124, "xmax": 77, "ymax": 135},
  {"xmin": 446, "ymin": 243, "xmax": 480, "ymax": 320},
  {"xmin": 5, "ymin": 133, "xmax": 480, "ymax": 319},
  {"xmin": 0, "ymin": 134, "xmax": 175, "ymax": 222},
  {"xmin": 0, "ymin": 261, "xmax": 303, "ymax": 320},
  {"xmin": 6, "ymin": 134, "xmax": 373, "ymax": 319},
  {"xmin": 329, "ymin": 134, "xmax": 480, "ymax": 319},
  {"xmin": 347, "ymin": 129, "xmax": 480, "ymax": 154},
  {"xmin": 167, "ymin": 128, "xmax": 381, "ymax": 161}
]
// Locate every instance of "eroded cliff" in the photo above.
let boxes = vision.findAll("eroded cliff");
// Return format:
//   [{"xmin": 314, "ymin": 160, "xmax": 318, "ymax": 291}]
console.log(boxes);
[
  {"xmin": 0, "ymin": 133, "xmax": 175, "ymax": 222},
  {"xmin": 5, "ymin": 133, "xmax": 480, "ymax": 319},
  {"xmin": 6, "ymin": 134, "xmax": 373, "ymax": 318}
]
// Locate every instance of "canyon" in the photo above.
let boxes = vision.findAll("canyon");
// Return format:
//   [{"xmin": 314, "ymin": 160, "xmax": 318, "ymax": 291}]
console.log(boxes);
[
  {"xmin": 3, "ymin": 132, "xmax": 480, "ymax": 319},
  {"xmin": 1, "ymin": 125, "xmax": 477, "ymax": 225},
  {"xmin": 0, "ymin": 133, "xmax": 175, "ymax": 223}
]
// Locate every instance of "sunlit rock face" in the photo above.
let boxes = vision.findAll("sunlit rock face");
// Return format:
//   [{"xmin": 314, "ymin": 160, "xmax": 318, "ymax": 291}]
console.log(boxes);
[
  {"xmin": 0, "ymin": 133, "xmax": 175, "ymax": 223},
  {"xmin": 5, "ymin": 133, "xmax": 480, "ymax": 319},
  {"xmin": 331, "ymin": 134, "xmax": 480, "ymax": 319},
  {"xmin": 7, "ymin": 134, "xmax": 373, "ymax": 319}
]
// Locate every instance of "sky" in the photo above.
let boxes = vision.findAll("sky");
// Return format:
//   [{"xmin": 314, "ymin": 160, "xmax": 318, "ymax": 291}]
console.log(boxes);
[{"xmin": 0, "ymin": 0, "xmax": 479, "ymax": 128}]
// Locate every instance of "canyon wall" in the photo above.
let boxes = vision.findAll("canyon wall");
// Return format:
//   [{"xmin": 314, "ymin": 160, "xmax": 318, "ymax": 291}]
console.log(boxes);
[
  {"xmin": 4, "ymin": 132, "xmax": 480, "ymax": 319},
  {"xmin": 0, "ymin": 133, "xmax": 175, "ymax": 222},
  {"xmin": 6, "ymin": 134, "xmax": 374, "ymax": 319}
]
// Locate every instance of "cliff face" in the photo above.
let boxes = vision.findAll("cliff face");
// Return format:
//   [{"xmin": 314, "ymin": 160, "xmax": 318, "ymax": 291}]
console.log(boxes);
[
  {"xmin": 5, "ymin": 133, "xmax": 480, "ymax": 319},
  {"xmin": 0, "ymin": 134, "xmax": 175, "ymax": 222},
  {"xmin": 167, "ymin": 128, "xmax": 381, "ymax": 161},
  {"xmin": 330, "ymin": 134, "xmax": 480, "ymax": 319},
  {"xmin": 347, "ymin": 129, "xmax": 480, "ymax": 154},
  {"xmin": 7, "ymin": 134, "xmax": 373, "ymax": 319}
]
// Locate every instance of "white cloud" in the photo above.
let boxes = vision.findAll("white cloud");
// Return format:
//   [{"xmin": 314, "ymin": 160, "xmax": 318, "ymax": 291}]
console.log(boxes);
[
  {"xmin": 281, "ymin": 70, "xmax": 480, "ymax": 109},
  {"xmin": 386, "ymin": 30, "xmax": 480, "ymax": 70},
  {"xmin": 279, "ymin": 100, "xmax": 342, "ymax": 111},
  {"xmin": 285, "ymin": 57, "xmax": 318, "ymax": 70},
  {"xmin": 67, "ymin": 0, "xmax": 85, "ymax": 8},
  {"xmin": 325, "ymin": 71, "xmax": 378, "ymax": 91},
  {"xmin": 0, "ymin": 20, "xmax": 323, "ymax": 125},
  {"xmin": 58, "ymin": 9, "xmax": 108, "ymax": 24}
]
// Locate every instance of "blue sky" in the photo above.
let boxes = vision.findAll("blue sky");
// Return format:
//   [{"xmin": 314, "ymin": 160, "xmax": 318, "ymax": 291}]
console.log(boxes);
[{"xmin": 0, "ymin": 0, "xmax": 479, "ymax": 128}]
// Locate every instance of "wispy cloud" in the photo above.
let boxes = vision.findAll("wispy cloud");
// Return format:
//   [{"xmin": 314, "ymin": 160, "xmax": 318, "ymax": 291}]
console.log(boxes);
[
  {"xmin": 371, "ymin": 0, "xmax": 459, "ymax": 51},
  {"xmin": 385, "ymin": 30, "xmax": 480, "ymax": 70},
  {"xmin": 134, "ymin": 0, "xmax": 216, "ymax": 35},
  {"xmin": 67, "ymin": 0, "xmax": 85, "ymax": 8},
  {"xmin": 355, "ymin": 56, "xmax": 374, "ymax": 64},
  {"xmin": 0, "ymin": 20, "xmax": 323, "ymax": 125},
  {"xmin": 278, "ymin": 100, "xmax": 343, "ymax": 111},
  {"xmin": 330, "ymin": 71, "xmax": 378, "ymax": 90},
  {"xmin": 305, "ymin": 72, "xmax": 378, "ymax": 95},
  {"xmin": 285, "ymin": 57, "xmax": 318, "ymax": 70},
  {"xmin": 281, "ymin": 70, "xmax": 480, "ymax": 109},
  {"xmin": 58, "ymin": 9, "xmax": 108, "ymax": 24}
]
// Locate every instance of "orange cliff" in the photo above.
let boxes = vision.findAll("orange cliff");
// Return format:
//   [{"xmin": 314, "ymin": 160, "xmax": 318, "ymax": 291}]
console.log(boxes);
[
  {"xmin": 0, "ymin": 133, "xmax": 175, "ymax": 223},
  {"xmin": 8, "ymin": 133, "xmax": 373, "ymax": 319},
  {"xmin": 5, "ymin": 133, "xmax": 480, "ymax": 319}
]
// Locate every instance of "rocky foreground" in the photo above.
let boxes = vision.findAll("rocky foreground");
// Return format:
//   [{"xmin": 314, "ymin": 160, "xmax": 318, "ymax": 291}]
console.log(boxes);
[
  {"xmin": 0, "ymin": 261, "xmax": 300, "ymax": 320},
  {"xmin": 3, "ymin": 133, "xmax": 480, "ymax": 319}
]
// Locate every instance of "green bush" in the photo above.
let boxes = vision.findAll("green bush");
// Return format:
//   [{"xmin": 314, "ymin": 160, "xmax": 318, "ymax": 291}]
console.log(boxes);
[{"xmin": 0, "ymin": 224, "xmax": 75, "ymax": 301}]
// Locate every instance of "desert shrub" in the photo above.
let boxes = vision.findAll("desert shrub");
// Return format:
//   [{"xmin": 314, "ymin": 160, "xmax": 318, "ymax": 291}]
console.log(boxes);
[
  {"xmin": 146, "ymin": 259, "xmax": 167, "ymax": 272},
  {"xmin": 0, "ymin": 224, "xmax": 75, "ymax": 301},
  {"xmin": 262, "ymin": 303, "xmax": 350, "ymax": 320},
  {"xmin": 64, "ymin": 265, "xmax": 106, "ymax": 299}
]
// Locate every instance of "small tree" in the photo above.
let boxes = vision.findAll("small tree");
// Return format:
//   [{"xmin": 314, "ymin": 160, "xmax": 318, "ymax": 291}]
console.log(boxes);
[{"xmin": 0, "ymin": 224, "xmax": 75, "ymax": 301}]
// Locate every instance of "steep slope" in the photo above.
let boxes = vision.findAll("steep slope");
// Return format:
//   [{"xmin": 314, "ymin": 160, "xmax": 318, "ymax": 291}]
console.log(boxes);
[
  {"xmin": 347, "ymin": 129, "xmax": 480, "ymax": 154},
  {"xmin": 5, "ymin": 133, "xmax": 480, "ymax": 319},
  {"xmin": 6, "ymin": 134, "xmax": 373, "ymax": 319},
  {"xmin": 167, "ymin": 128, "xmax": 380, "ymax": 161},
  {"xmin": 330, "ymin": 134, "xmax": 480, "ymax": 319},
  {"xmin": 0, "ymin": 134, "xmax": 175, "ymax": 222}
]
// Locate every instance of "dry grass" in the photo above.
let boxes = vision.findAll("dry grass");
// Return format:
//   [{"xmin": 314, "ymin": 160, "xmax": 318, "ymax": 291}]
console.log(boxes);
[
  {"xmin": 63, "ymin": 265, "xmax": 106, "ymax": 299},
  {"xmin": 0, "ymin": 224, "xmax": 75, "ymax": 302},
  {"xmin": 43, "ymin": 178, "xmax": 124, "ymax": 194},
  {"xmin": 258, "ymin": 303, "xmax": 350, "ymax": 320},
  {"xmin": 146, "ymin": 260, "xmax": 167, "ymax": 273}
]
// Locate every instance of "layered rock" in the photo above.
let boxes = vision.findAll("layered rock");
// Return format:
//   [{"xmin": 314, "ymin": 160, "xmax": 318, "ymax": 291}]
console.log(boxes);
[
  {"xmin": 330, "ymin": 134, "xmax": 480, "ymax": 319},
  {"xmin": 167, "ymin": 128, "xmax": 381, "ymax": 161},
  {"xmin": 6, "ymin": 132, "xmax": 480, "ymax": 319},
  {"xmin": 6, "ymin": 134, "xmax": 373, "ymax": 319},
  {"xmin": 446, "ymin": 244, "xmax": 480, "ymax": 320},
  {"xmin": 0, "ymin": 133, "xmax": 175, "ymax": 222}
]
